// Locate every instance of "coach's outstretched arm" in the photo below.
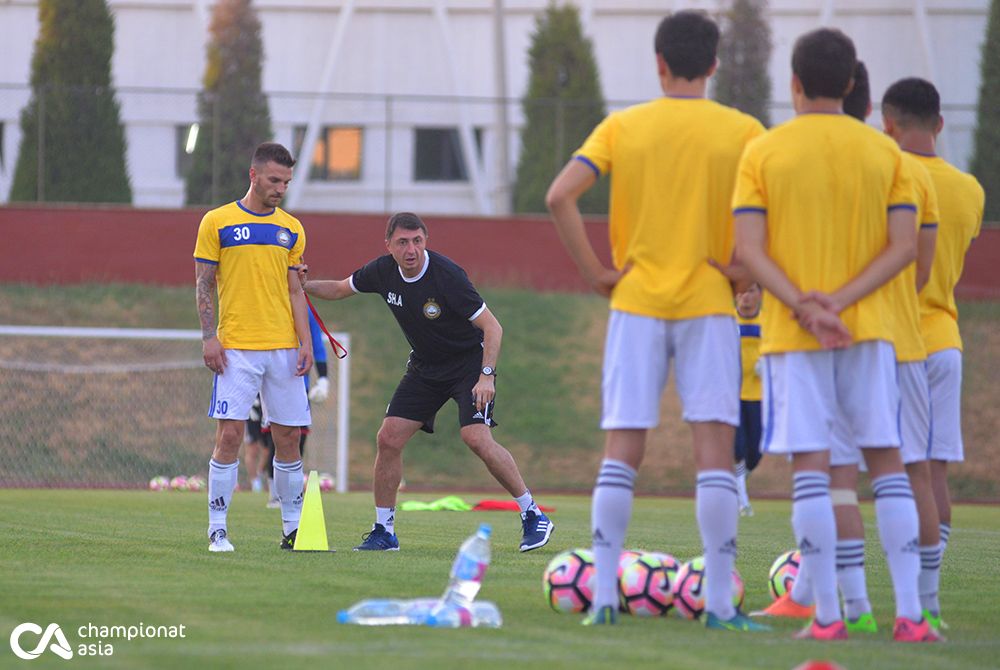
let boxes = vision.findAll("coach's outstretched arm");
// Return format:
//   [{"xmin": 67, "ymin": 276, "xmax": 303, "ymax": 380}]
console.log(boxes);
[
  {"xmin": 301, "ymin": 273, "xmax": 356, "ymax": 302},
  {"xmin": 470, "ymin": 307, "xmax": 502, "ymax": 412}
]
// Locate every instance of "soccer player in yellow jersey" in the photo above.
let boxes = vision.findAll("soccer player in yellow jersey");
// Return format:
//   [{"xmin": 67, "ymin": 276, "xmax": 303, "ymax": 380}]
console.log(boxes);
[
  {"xmin": 734, "ymin": 283, "xmax": 763, "ymax": 518},
  {"xmin": 546, "ymin": 10, "xmax": 767, "ymax": 631},
  {"xmin": 882, "ymin": 77, "xmax": 985, "ymax": 628},
  {"xmin": 193, "ymin": 142, "xmax": 314, "ymax": 553},
  {"xmin": 733, "ymin": 29, "xmax": 938, "ymax": 642},
  {"xmin": 769, "ymin": 62, "xmax": 945, "ymax": 637}
]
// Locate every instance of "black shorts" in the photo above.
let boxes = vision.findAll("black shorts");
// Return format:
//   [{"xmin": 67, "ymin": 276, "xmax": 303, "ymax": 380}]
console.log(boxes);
[
  {"xmin": 386, "ymin": 353, "xmax": 496, "ymax": 434},
  {"xmin": 734, "ymin": 400, "xmax": 762, "ymax": 471}
]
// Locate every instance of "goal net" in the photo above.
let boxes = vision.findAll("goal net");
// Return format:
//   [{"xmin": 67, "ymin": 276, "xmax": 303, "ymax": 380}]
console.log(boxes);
[{"xmin": 0, "ymin": 325, "xmax": 350, "ymax": 492}]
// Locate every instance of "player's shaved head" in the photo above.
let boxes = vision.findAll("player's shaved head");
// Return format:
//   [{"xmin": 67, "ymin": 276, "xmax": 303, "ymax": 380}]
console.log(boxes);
[
  {"xmin": 882, "ymin": 78, "xmax": 941, "ymax": 131},
  {"xmin": 252, "ymin": 142, "xmax": 296, "ymax": 169},
  {"xmin": 792, "ymin": 28, "xmax": 856, "ymax": 99},
  {"xmin": 654, "ymin": 10, "xmax": 719, "ymax": 80},
  {"xmin": 385, "ymin": 212, "xmax": 428, "ymax": 240},
  {"xmin": 842, "ymin": 60, "xmax": 870, "ymax": 121}
]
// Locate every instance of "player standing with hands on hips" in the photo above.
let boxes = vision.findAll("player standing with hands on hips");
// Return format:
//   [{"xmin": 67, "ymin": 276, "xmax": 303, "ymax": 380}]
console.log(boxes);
[
  {"xmin": 194, "ymin": 142, "xmax": 313, "ymax": 553},
  {"xmin": 301, "ymin": 212, "xmax": 553, "ymax": 553}
]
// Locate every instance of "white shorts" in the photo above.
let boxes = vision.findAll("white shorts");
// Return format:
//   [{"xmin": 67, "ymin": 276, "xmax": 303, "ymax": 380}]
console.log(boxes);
[
  {"xmin": 926, "ymin": 348, "xmax": 963, "ymax": 462},
  {"xmin": 762, "ymin": 341, "xmax": 900, "ymax": 455},
  {"xmin": 208, "ymin": 349, "xmax": 311, "ymax": 426},
  {"xmin": 829, "ymin": 360, "xmax": 928, "ymax": 467},
  {"xmin": 601, "ymin": 311, "xmax": 739, "ymax": 430}
]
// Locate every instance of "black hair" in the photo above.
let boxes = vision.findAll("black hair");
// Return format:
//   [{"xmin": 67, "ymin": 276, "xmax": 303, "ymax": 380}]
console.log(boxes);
[
  {"xmin": 385, "ymin": 212, "xmax": 428, "ymax": 240},
  {"xmin": 882, "ymin": 77, "xmax": 941, "ymax": 130},
  {"xmin": 842, "ymin": 60, "xmax": 870, "ymax": 121},
  {"xmin": 252, "ymin": 142, "xmax": 296, "ymax": 169},
  {"xmin": 791, "ymin": 28, "xmax": 857, "ymax": 99},
  {"xmin": 654, "ymin": 10, "xmax": 720, "ymax": 80}
]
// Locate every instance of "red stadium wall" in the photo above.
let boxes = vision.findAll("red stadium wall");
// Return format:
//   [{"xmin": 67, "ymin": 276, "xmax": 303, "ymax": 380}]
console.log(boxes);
[{"xmin": 0, "ymin": 204, "xmax": 997, "ymax": 298}]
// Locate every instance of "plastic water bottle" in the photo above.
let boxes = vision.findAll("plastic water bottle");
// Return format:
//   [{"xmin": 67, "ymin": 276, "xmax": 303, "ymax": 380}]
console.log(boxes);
[
  {"xmin": 440, "ymin": 523, "xmax": 492, "ymax": 608},
  {"xmin": 337, "ymin": 598, "xmax": 438, "ymax": 626},
  {"xmin": 425, "ymin": 600, "xmax": 503, "ymax": 628}
]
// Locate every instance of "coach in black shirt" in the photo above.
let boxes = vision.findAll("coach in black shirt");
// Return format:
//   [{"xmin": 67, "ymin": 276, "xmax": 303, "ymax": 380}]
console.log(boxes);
[{"xmin": 302, "ymin": 212, "xmax": 553, "ymax": 553}]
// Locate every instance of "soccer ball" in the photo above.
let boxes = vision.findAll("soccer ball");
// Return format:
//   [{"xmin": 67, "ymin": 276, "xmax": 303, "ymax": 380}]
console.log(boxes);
[
  {"xmin": 617, "ymin": 549, "xmax": 642, "ymax": 578},
  {"xmin": 169, "ymin": 475, "xmax": 188, "ymax": 491},
  {"xmin": 318, "ymin": 472, "xmax": 335, "ymax": 492},
  {"xmin": 619, "ymin": 552, "xmax": 680, "ymax": 616},
  {"xmin": 543, "ymin": 549, "xmax": 596, "ymax": 613},
  {"xmin": 148, "ymin": 476, "xmax": 169, "ymax": 492},
  {"xmin": 186, "ymin": 475, "xmax": 206, "ymax": 492},
  {"xmin": 672, "ymin": 556, "xmax": 745, "ymax": 620},
  {"xmin": 768, "ymin": 549, "xmax": 801, "ymax": 601}
]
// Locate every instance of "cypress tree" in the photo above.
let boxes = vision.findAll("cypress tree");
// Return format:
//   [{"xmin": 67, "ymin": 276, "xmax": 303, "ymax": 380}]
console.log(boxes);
[
  {"xmin": 9, "ymin": 0, "xmax": 132, "ymax": 203},
  {"xmin": 514, "ymin": 2, "xmax": 608, "ymax": 214},
  {"xmin": 714, "ymin": 0, "xmax": 773, "ymax": 127},
  {"xmin": 972, "ymin": 0, "xmax": 1000, "ymax": 222},
  {"xmin": 185, "ymin": 0, "xmax": 272, "ymax": 206}
]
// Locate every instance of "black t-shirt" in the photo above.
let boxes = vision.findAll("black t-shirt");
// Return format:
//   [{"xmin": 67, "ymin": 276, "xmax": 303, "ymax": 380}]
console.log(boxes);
[{"xmin": 351, "ymin": 250, "xmax": 485, "ymax": 372}]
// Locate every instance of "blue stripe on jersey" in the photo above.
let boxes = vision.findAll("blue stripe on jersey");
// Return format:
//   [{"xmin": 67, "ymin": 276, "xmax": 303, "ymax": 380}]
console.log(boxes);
[
  {"xmin": 733, "ymin": 207, "xmax": 766, "ymax": 215},
  {"xmin": 219, "ymin": 223, "xmax": 298, "ymax": 250},
  {"xmin": 195, "ymin": 257, "xmax": 219, "ymax": 265},
  {"xmin": 920, "ymin": 223, "xmax": 939, "ymax": 229},
  {"xmin": 739, "ymin": 324, "xmax": 761, "ymax": 338},
  {"xmin": 574, "ymin": 155, "xmax": 601, "ymax": 178},
  {"xmin": 888, "ymin": 203, "xmax": 917, "ymax": 213}
]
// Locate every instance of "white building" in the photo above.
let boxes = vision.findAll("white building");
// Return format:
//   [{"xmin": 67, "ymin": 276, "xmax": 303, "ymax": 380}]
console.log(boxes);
[{"xmin": 0, "ymin": 0, "xmax": 990, "ymax": 214}]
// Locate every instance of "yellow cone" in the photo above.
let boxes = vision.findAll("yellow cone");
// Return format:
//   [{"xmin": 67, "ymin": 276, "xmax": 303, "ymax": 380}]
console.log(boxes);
[{"xmin": 293, "ymin": 469, "xmax": 334, "ymax": 552}]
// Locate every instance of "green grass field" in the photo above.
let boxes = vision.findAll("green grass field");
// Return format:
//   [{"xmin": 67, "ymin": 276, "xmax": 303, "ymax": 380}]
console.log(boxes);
[{"xmin": 2, "ymin": 489, "xmax": 998, "ymax": 669}]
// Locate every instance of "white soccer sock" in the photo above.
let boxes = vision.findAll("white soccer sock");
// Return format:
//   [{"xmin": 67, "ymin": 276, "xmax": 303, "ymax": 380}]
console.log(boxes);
[
  {"xmin": 836, "ymin": 539, "xmax": 871, "ymax": 620},
  {"xmin": 697, "ymin": 469, "xmax": 739, "ymax": 620},
  {"xmin": 939, "ymin": 522, "xmax": 951, "ymax": 553},
  {"xmin": 872, "ymin": 474, "xmax": 922, "ymax": 621},
  {"xmin": 514, "ymin": 490, "xmax": 539, "ymax": 515},
  {"xmin": 919, "ymin": 543, "xmax": 943, "ymax": 615},
  {"xmin": 273, "ymin": 459, "xmax": 304, "ymax": 536},
  {"xmin": 792, "ymin": 471, "xmax": 840, "ymax": 625},
  {"xmin": 789, "ymin": 553, "xmax": 814, "ymax": 605},
  {"xmin": 591, "ymin": 459, "xmax": 635, "ymax": 611},
  {"xmin": 208, "ymin": 458, "xmax": 239, "ymax": 535},
  {"xmin": 735, "ymin": 461, "xmax": 750, "ymax": 507},
  {"xmin": 376, "ymin": 506, "xmax": 396, "ymax": 534}
]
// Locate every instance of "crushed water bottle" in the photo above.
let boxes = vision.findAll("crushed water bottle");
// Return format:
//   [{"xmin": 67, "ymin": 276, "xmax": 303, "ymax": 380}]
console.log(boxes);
[
  {"xmin": 337, "ymin": 598, "xmax": 438, "ymax": 626},
  {"xmin": 440, "ymin": 523, "xmax": 491, "ymax": 608},
  {"xmin": 425, "ymin": 601, "xmax": 503, "ymax": 628}
]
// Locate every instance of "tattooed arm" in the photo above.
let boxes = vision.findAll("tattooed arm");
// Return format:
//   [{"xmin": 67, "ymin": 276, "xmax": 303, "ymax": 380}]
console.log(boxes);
[{"xmin": 196, "ymin": 261, "xmax": 227, "ymax": 374}]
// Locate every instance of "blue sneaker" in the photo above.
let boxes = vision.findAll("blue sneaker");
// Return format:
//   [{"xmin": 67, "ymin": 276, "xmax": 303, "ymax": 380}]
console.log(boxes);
[
  {"xmin": 519, "ymin": 510, "xmax": 554, "ymax": 552},
  {"xmin": 353, "ymin": 524, "xmax": 399, "ymax": 551},
  {"xmin": 582, "ymin": 605, "xmax": 618, "ymax": 626},
  {"xmin": 705, "ymin": 611, "xmax": 772, "ymax": 632}
]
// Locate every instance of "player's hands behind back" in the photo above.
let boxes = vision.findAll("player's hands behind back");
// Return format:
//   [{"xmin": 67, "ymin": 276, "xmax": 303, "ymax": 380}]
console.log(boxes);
[{"xmin": 795, "ymin": 292, "xmax": 852, "ymax": 349}]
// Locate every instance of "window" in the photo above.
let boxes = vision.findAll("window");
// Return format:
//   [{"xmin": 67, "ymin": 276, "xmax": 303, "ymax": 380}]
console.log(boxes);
[
  {"xmin": 413, "ymin": 127, "xmax": 482, "ymax": 182},
  {"xmin": 175, "ymin": 123, "xmax": 198, "ymax": 178},
  {"xmin": 293, "ymin": 126, "xmax": 363, "ymax": 181}
]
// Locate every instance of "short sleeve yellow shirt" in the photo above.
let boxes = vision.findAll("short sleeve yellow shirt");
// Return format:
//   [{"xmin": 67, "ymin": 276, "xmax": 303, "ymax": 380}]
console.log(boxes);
[
  {"xmin": 193, "ymin": 200, "xmax": 305, "ymax": 350},
  {"xmin": 732, "ymin": 114, "xmax": 915, "ymax": 354},
  {"xmin": 575, "ymin": 98, "xmax": 765, "ymax": 320},
  {"xmin": 912, "ymin": 154, "xmax": 985, "ymax": 354}
]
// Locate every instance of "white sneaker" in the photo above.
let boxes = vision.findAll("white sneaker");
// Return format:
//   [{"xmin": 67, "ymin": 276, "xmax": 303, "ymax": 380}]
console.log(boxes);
[
  {"xmin": 266, "ymin": 498, "xmax": 280, "ymax": 509},
  {"xmin": 739, "ymin": 502, "xmax": 754, "ymax": 517},
  {"xmin": 251, "ymin": 477, "xmax": 263, "ymax": 493},
  {"xmin": 209, "ymin": 529, "xmax": 234, "ymax": 552}
]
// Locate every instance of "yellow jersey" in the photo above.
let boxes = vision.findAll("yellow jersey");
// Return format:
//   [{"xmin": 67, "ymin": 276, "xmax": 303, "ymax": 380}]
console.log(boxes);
[
  {"xmin": 574, "ymin": 97, "xmax": 765, "ymax": 320},
  {"xmin": 738, "ymin": 313, "xmax": 762, "ymax": 401},
  {"xmin": 732, "ymin": 114, "xmax": 915, "ymax": 354},
  {"xmin": 193, "ymin": 200, "xmax": 306, "ymax": 350},
  {"xmin": 912, "ymin": 153, "xmax": 985, "ymax": 354},
  {"xmin": 886, "ymin": 153, "xmax": 939, "ymax": 362}
]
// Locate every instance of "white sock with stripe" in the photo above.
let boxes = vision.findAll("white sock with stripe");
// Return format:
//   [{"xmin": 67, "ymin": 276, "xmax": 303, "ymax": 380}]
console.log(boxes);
[
  {"xmin": 836, "ymin": 539, "xmax": 871, "ymax": 620},
  {"xmin": 919, "ymin": 543, "xmax": 943, "ymax": 615},
  {"xmin": 591, "ymin": 459, "xmax": 635, "ymax": 611},
  {"xmin": 697, "ymin": 470, "xmax": 739, "ymax": 620},
  {"xmin": 273, "ymin": 459, "xmax": 304, "ymax": 536},
  {"xmin": 792, "ymin": 471, "xmax": 841, "ymax": 625},
  {"xmin": 376, "ymin": 506, "xmax": 396, "ymax": 534},
  {"xmin": 872, "ymin": 474, "xmax": 922, "ymax": 621},
  {"xmin": 208, "ymin": 458, "xmax": 239, "ymax": 536}
]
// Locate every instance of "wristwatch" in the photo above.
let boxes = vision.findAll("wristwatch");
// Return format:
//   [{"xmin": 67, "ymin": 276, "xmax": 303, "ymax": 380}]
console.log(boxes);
[{"xmin": 481, "ymin": 366, "xmax": 496, "ymax": 376}]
